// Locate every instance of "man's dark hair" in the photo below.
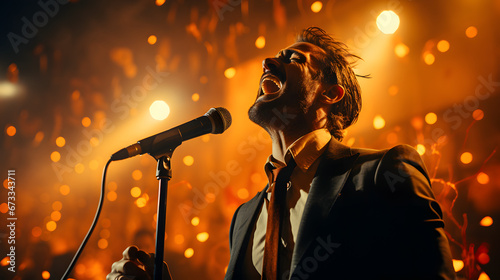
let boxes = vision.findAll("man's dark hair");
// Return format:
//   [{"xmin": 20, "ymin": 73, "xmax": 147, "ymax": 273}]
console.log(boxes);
[{"xmin": 297, "ymin": 27, "xmax": 364, "ymax": 141}]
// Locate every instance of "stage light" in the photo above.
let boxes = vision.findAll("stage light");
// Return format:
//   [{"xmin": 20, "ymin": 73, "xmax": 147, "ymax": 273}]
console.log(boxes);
[
  {"xmin": 460, "ymin": 152, "xmax": 473, "ymax": 164},
  {"xmin": 148, "ymin": 35, "xmax": 157, "ymax": 45},
  {"xmin": 480, "ymin": 216, "xmax": 493, "ymax": 227},
  {"xmin": 46, "ymin": 221, "xmax": 57, "ymax": 231},
  {"xmin": 192, "ymin": 93, "xmax": 200, "ymax": 102},
  {"xmin": 376, "ymin": 11, "xmax": 400, "ymax": 34},
  {"xmin": 196, "ymin": 232, "xmax": 209, "ymax": 242},
  {"xmin": 466, "ymin": 26, "xmax": 478, "ymax": 38},
  {"xmin": 437, "ymin": 40, "xmax": 450, "ymax": 52},
  {"xmin": 131, "ymin": 187, "xmax": 141, "ymax": 197},
  {"xmin": 6, "ymin": 125, "xmax": 16, "ymax": 136},
  {"xmin": 477, "ymin": 172, "xmax": 489, "ymax": 184},
  {"xmin": 149, "ymin": 100, "xmax": 170, "ymax": 120},
  {"xmin": 311, "ymin": 1, "xmax": 323, "ymax": 13},
  {"xmin": 478, "ymin": 272, "xmax": 490, "ymax": 280},
  {"xmin": 224, "ymin": 67, "xmax": 236, "ymax": 79},
  {"xmin": 394, "ymin": 43, "xmax": 409, "ymax": 58},
  {"xmin": 424, "ymin": 52, "xmax": 435, "ymax": 65},
  {"xmin": 373, "ymin": 115, "xmax": 385, "ymax": 129},
  {"xmin": 56, "ymin": 136, "xmax": 66, "ymax": 147},
  {"xmin": 82, "ymin": 117, "xmax": 91, "ymax": 127},
  {"xmin": 416, "ymin": 144, "xmax": 426, "ymax": 155},
  {"xmin": 183, "ymin": 155, "xmax": 194, "ymax": 166},
  {"xmin": 255, "ymin": 36, "xmax": 266, "ymax": 49},
  {"xmin": 184, "ymin": 248, "xmax": 194, "ymax": 258},
  {"xmin": 191, "ymin": 217, "xmax": 200, "ymax": 226},
  {"xmin": 155, "ymin": 0, "xmax": 165, "ymax": 6},
  {"xmin": 60, "ymin": 185, "xmax": 70, "ymax": 195},
  {"xmin": 452, "ymin": 259, "xmax": 464, "ymax": 272},
  {"xmin": 425, "ymin": 112, "xmax": 437, "ymax": 125},
  {"xmin": 473, "ymin": 109, "xmax": 484, "ymax": 120},
  {"xmin": 0, "ymin": 81, "xmax": 19, "ymax": 98},
  {"xmin": 42, "ymin": 271, "xmax": 51, "ymax": 279}
]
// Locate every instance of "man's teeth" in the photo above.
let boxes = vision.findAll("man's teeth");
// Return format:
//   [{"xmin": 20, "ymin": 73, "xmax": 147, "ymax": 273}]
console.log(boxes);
[{"xmin": 261, "ymin": 77, "xmax": 282, "ymax": 95}]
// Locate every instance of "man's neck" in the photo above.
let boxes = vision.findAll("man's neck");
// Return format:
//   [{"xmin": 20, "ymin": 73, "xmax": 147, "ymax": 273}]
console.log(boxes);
[{"xmin": 269, "ymin": 129, "xmax": 308, "ymax": 163}]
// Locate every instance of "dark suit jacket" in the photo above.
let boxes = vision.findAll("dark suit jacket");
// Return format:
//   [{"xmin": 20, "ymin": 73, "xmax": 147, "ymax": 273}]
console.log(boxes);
[{"xmin": 224, "ymin": 140, "xmax": 456, "ymax": 280}]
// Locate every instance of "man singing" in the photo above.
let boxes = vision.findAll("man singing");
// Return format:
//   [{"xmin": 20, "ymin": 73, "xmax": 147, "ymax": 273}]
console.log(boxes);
[{"xmin": 107, "ymin": 27, "xmax": 455, "ymax": 280}]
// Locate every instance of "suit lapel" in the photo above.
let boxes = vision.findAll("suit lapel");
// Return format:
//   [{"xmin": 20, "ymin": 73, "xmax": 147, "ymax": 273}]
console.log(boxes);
[
  {"xmin": 290, "ymin": 139, "xmax": 359, "ymax": 274},
  {"xmin": 225, "ymin": 187, "xmax": 267, "ymax": 280}
]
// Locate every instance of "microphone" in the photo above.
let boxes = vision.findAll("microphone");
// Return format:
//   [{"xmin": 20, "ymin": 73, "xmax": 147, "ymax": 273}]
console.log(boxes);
[{"xmin": 111, "ymin": 107, "xmax": 231, "ymax": 161}]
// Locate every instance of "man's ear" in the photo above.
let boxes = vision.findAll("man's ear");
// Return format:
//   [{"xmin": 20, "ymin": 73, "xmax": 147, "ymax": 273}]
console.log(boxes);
[{"xmin": 320, "ymin": 84, "xmax": 344, "ymax": 105}]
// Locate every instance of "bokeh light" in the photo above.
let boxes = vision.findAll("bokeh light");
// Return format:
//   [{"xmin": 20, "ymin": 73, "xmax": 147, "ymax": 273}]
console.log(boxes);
[
  {"xmin": 174, "ymin": 234, "xmax": 185, "ymax": 244},
  {"xmin": 81, "ymin": 117, "xmax": 91, "ymax": 127},
  {"xmin": 373, "ymin": 115, "xmax": 385, "ymax": 129},
  {"xmin": 183, "ymin": 155, "xmax": 194, "ymax": 166},
  {"xmin": 452, "ymin": 259, "xmax": 464, "ymax": 272},
  {"xmin": 466, "ymin": 26, "xmax": 478, "ymax": 38},
  {"xmin": 196, "ymin": 232, "xmax": 209, "ymax": 242},
  {"xmin": 184, "ymin": 248, "xmax": 194, "ymax": 258},
  {"xmin": 131, "ymin": 187, "xmax": 142, "ymax": 197},
  {"xmin": 52, "ymin": 201, "xmax": 63, "ymax": 211},
  {"xmin": 56, "ymin": 136, "xmax": 66, "ymax": 147},
  {"xmin": 473, "ymin": 109, "xmax": 484, "ymax": 120},
  {"xmin": 480, "ymin": 216, "xmax": 493, "ymax": 227},
  {"xmin": 148, "ymin": 35, "xmax": 157, "ymax": 45},
  {"xmin": 149, "ymin": 100, "xmax": 170, "ymax": 120},
  {"xmin": 224, "ymin": 67, "xmax": 236, "ymax": 79},
  {"xmin": 75, "ymin": 163, "xmax": 85, "ymax": 174},
  {"xmin": 376, "ymin": 10, "xmax": 400, "ymax": 34},
  {"xmin": 0, "ymin": 203, "xmax": 8, "ymax": 213},
  {"xmin": 460, "ymin": 152, "xmax": 473, "ymax": 164},
  {"xmin": 416, "ymin": 144, "xmax": 426, "ymax": 155},
  {"xmin": 255, "ymin": 36, "xmax": 266, "ymax": 49},
  {"xmin": 98, "ymin": 238, "xmax": 109, "ymax": 249},
  {"xmin": 310, "ymin": 1, "xmax": 323, "ymax": 13},
  {"xmin": 394, "ymin": 43, "xmax": 409, "ymax": 58},
  {"xmin": 42, "ymin": 271, "xmax": 50, "ymax": 279},
  {"xmin": 237, "ymin": 188, "xmax": 249, "ymax": 199},
  {"xmin": 477, "ymin": 172, "xmax": 489, "ymax": 184},
  {"xmin": 192, "ymin": 93, "xmax": 200, "ymax": 102},
  {"xmin": 60, "ymin": 184, "xmax": 71, "ymax": 195},
  {"xmin": 424, "ymin": 52, "xmax": 435, "ymax": 65},
  {"xmin": 132, "ymin": 169, "xmax": 143, "ymax": 181},
  {"xmin": 191, "ymin": 217, "xmax": 200, "ymax": 226},
  {"xmin": 425, "ymin": 112, "xmax": 437, "ymax": 125},
  {"xmin": 46, "ymin": 221, "xmax": 57, "ymax": 231},
  {"xmin": 51, "ymin": 151, "xmax": 61, "ymax": 162},
  {"xmin": 6, "ymin": 125, "xmax": 16, "ymax": 136},
  {"xmin": 107, "ymin": 191, "xmax": 118, "ymax": 202},
  {"xmin": 32, "ymin": 226, "xmax": 42, "ymax": 237},
  {"xmin": 478, "ymin": 272, "xmax": 490, "ymax": 280},
  {"xmin": 155, "ymin": 0, "xmax": 165, "ymax": 6},
  {"xmin": 51, "ymin": 211, "xmax": 62, "ymax": 221},
  {"xmin": 437, "ymin": 40, "xmax": 450, "ymax": 52}
]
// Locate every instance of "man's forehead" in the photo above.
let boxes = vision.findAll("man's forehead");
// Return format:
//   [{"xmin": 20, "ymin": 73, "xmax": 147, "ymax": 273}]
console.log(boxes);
[{"xmin": 277, "ymin": 42, "xmax": 326, "ymax": 55}]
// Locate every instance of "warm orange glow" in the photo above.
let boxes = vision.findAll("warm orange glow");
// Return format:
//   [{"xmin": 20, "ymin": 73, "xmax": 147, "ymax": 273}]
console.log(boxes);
[
  {"xmin": 237, "ymin": 188, "xmax": 249, "ymax": 199},
  {"xmin": 425, "ymin": 112, "xmax": 437, "ymax": 125},
  {"xmin": 52, "ymin": 201, "xmax": 63, "ymax": 211},
  {"xmin": 424, "ymin": 52, "xmax": 435, "ymax": 65},
  {"xmin": 32, "ymin": 226, "xmax": 42, "ymax": 237},
  {"xmin": 107, "ymin": 191, "xmax": 118, "ymax": 202},
  {"xmin": 224, "ymin": 67, "xmax": 236, "ymax": 79},
  {"xmin": 6, "ymin": 125, "xmax": 16, "ymax": 136},
  {"xmin": 135, "ymin": 197, "xmax": 147, "ymax": 207},
  {"xmin": 310, "ymin": 1, "xmax": 323, "ymax": 13},
  {"xmin": 89, "ymin": 159, "xmax": 99, "ymax": 170},
  {"xmin": 477, "ymin": 172, "xmax": 490, "ymax": 185},
  {"xmin": 81, "ymin": 117, "xmax": 91, "ymax": 127},
  {"xmin": 394, "ymin": 43, "xmax": 409, "ymax": 58},
  {"xmin": 100, "ymin": 229, "xmax": 111, "ymax": 238},
  {"xmin": 191, "ymin": 217, "xmax": 200, "ymax": 226},
  {"xmin": 155, "ymin": 0, "xmax": 165, "ymax": 6},
  {"xmin": 75, "ymin": 163, "xmax": 85, "ymax": 174},
  {"xmin": 196, "ymin": 232, "xmax": 209, "ymax": 242},
  {"xmin": 72, "ymin": 90, "xmax": 80, "ymax": 100},
  {"xmin": 373, "ymin": 115, "xmax": 385, "ymax": 129},
  {"xmin": 388, "ymin": 85, "xmax": 399, "ymax": 96},
  {"xmin": 98, "ymin": 238, "xmax": 109, "ymax": 249},
  {"xmin": 201, "ymin": 135, "xmax": 210, "ymax": 142},
  {"xmin": 174, "ymin": 234, "xmax": 185, "ymax": 244},
  {"xmin": 416, "ymin": 144, "xmax": 426, "ymax": 155},
  {"xmin": 200, "ymin": 76, "xmax": 208, "ymax": 84},
  {"xmin": 376, "ymin": 10, "xmax": 400, "ymax": 34},
  {"xmin": 478, "ymin": 272, "xmax": 490, "ymax": 280},
  {"xmin": 150, "ymin": 100, "xmax": 170, "ymax": 120},
  {"xmin": 60, "ymin": 184, "xmax": 70, "ymax": 195},
  {"xmin": 255, "ymin": 36, "xmax": 266, "ymax": 49},
  {"xmin": 51, "ymin": 151, "xmax": 61, "ymax": 162},
  {"xmin": 75, "ymin": 263, "xmax": 86, "ymax": 275},
  {"xmin": 34, "ymin": 131, "xmax": 45, "ymax": 143},
  {"xmin": 437, "ymin": 40, "xmax": 450, "ymax": 52},
  {"xmin": 42, "ymin": 271, "xmax": 51, "ymax": 279},
  {"xmin": 90, "ymin": 137, "xmax": 99, "ymax": 147},
  {"xmin": 387, "ymin": 132, "xmax": 398, "ymax": 144},
  {"xmin": 466, "ymin": 26, "xmax": 478, "ymax": 38},
  {"xmin": 0, "ymin": 203, "xmax": 7, "ymax": 214},
  {"xmin": 3, "ymin": 179, "xmax": 8, "ymax": 189},
  {"xmin": 46, "ymin": 221, "xmax": 57, "ymax": 231},
  {"xmin": 132, "ymin": 169, "xmax": 143, "ymax": 181},
  {"xmin": 473, "ymin": 109, "xmax": 484, "ymax": 120},
  {"xmin": 480, "ymin": 216, "xmax": 493, "ymax": 227},
  {"xmin": 478, "ymin": 252, "xmax": 490, "ymax": 264},
  {"xmin": 56, "ymin": 136, "xmax": 66, "ymax": 147},
  {"xmin": 452, "ymin": 259, "xmax": 464, "ymax": 272},
  {"xmin": 460, "ymin": 152, "xmax": 473, "ymax": 164},
  {"xmin": 148, "ymin": 35, "xmax": 157, "ymax": 45},
  {"xmin": 1, "ymin": 256, "xmax": 10, "ymax": 266},
  {"xmin": 131, "ymin": 187, "xmax": 141, "ymax": 198},
  {"xmin": 183, "ymin": 155, "xmax": 194, "ymax": 166},
  {"xmin": 192, "ymin": 93, "xmax": 200, "ymax": 102},
  {"xmin": 184, "ymin": 248, "xmax": 194, "ymax": 258},
  {"xmin": 51, "ymin": 211, "xmax": 62, "ymax": 221}
]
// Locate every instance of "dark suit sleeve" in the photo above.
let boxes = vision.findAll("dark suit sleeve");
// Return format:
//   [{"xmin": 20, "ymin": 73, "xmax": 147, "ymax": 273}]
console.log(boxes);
[
  {"xmin": 228, "ymin": 204, "xmax": 243, "ymax": 252},
  {"xmin": 374, "ymin": 145, "xmax": 456, "ymax": 280}
]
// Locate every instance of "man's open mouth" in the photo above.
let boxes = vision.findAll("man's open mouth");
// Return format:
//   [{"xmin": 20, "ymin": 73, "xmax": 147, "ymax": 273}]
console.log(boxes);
[{"xmin": 260, "ymin": 74, "xmax": 282, "ymax": 95}]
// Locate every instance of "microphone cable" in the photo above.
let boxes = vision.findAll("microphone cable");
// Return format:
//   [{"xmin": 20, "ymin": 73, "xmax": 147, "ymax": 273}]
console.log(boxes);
[{"xmin": 61, "ymin": 158, "xmax": 112, "ymax": 280}]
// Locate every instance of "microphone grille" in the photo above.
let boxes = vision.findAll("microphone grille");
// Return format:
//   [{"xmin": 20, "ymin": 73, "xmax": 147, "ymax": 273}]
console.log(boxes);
[{"xmin": 206, "ymin": 107, "xmax": 232, "ymax": 134}]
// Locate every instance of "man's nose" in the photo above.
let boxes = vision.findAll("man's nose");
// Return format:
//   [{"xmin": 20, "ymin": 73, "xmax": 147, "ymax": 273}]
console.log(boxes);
[{"xmin": 262, "ymin": 58, "xmax": 280, "ymax": 73}]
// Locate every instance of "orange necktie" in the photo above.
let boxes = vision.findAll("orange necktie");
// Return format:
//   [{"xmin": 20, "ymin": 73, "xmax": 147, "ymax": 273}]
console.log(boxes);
[{"xmin": 261, "ymin": 158, "xmax": 297, "ymax": 280}]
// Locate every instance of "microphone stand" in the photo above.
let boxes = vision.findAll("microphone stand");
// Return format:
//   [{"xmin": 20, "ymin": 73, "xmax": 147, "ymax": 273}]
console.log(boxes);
[{"xmin": 154, "ymin": 153, "xmax": 172, "ymax": 280}]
